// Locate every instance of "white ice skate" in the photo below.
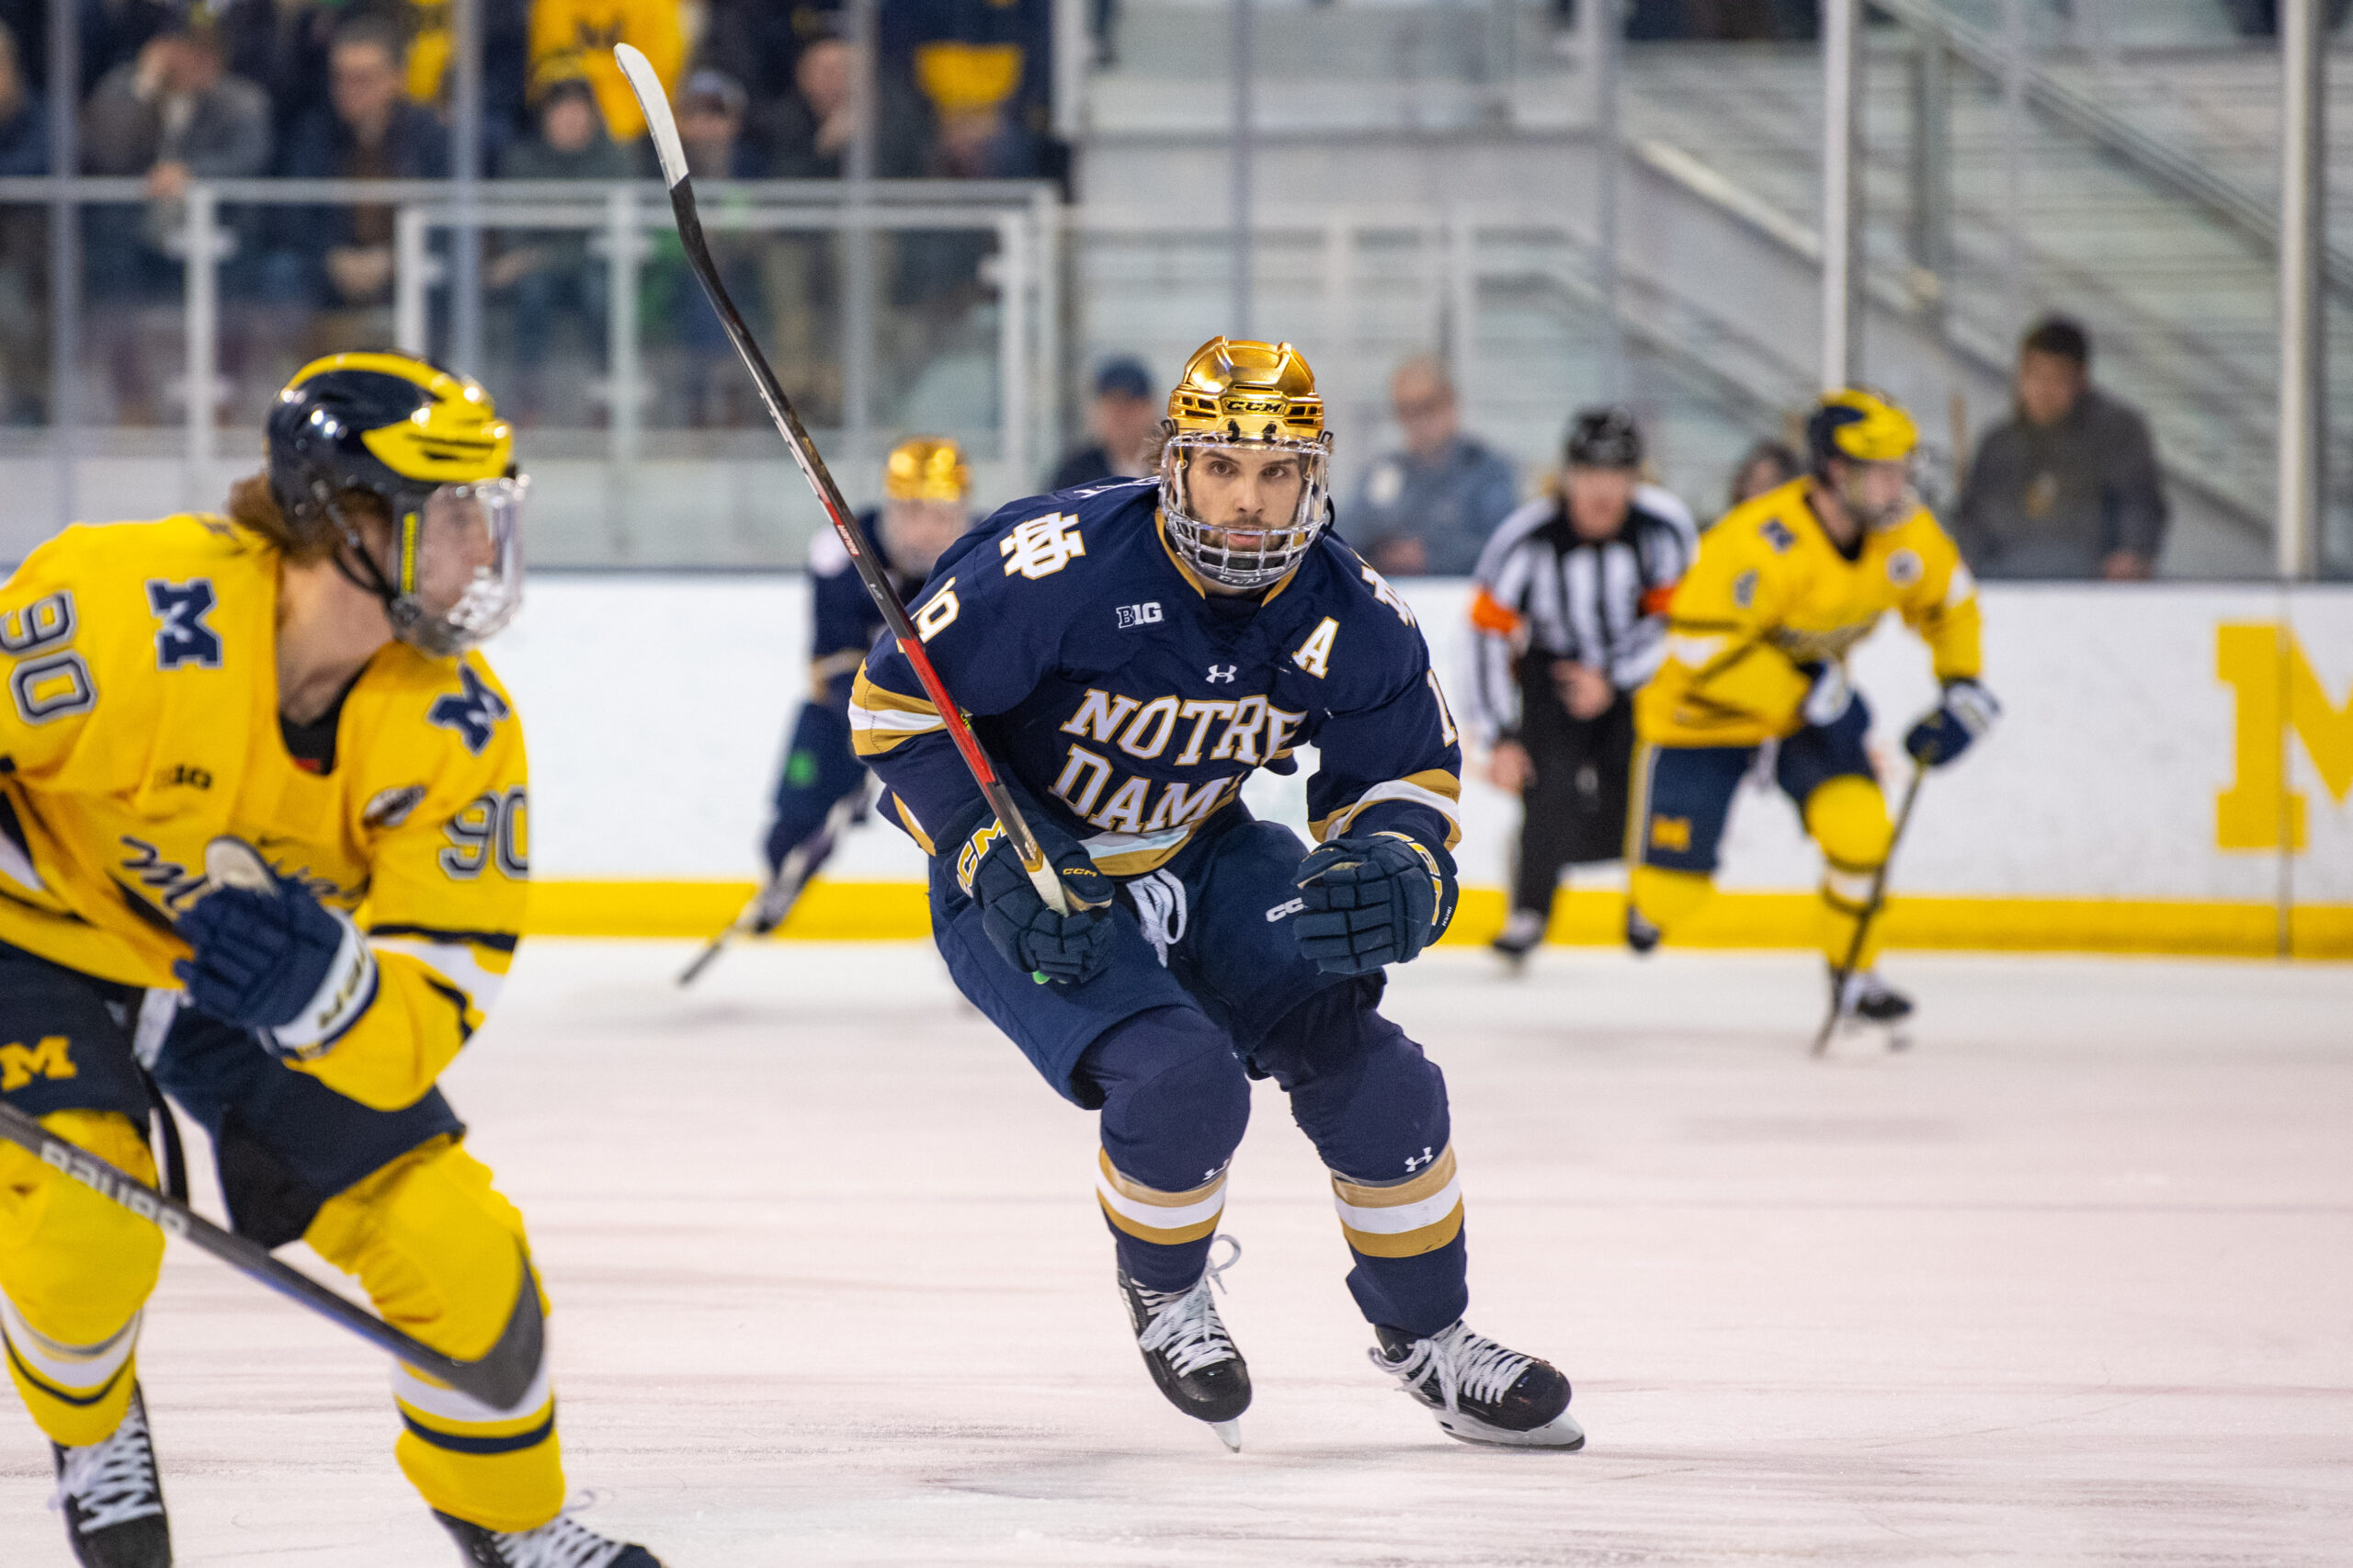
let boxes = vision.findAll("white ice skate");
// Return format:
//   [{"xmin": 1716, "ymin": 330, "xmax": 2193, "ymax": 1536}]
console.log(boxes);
[
  {"xmin": 1832, "ymin": 966, "xmax": 1915, "ymax": 1051},
  {"xmin": 1370, "ymin": 1320, "xmax": 1585, "ymax": 1449}
]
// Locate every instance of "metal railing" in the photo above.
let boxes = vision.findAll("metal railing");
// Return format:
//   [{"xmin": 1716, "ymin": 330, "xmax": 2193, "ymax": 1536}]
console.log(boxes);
[{"xmin": 0, "ymin": 176, "xmax": 1059, "ymax": 565}]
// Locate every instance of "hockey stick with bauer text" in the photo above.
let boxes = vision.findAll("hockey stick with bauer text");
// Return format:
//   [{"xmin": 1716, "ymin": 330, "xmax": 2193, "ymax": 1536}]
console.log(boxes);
[
  {"xmin": 613, "ymin": 44, "xmax": 1069, "ymax": 921},
  {"xmin": 0, "ymin": 1099, "xmax": 544, "ymax": 1408},
  {"xmin": 1811, "ymin": 759, "xmax": 1928, "ymax": 1057},
  {"xmin": 678, "ymin": 783, "xmax": 869, "ymax": 986}
]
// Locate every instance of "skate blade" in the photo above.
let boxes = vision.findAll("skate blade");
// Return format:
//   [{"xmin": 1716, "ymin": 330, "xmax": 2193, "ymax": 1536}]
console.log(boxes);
[
  {"xmin": 1435, "ymin": 1408, "xmax": 1586, "ymax": 1450},
  {"xmin": 1211, "ymin": 1418, "xmax": 1242, "ymax": 1453}
]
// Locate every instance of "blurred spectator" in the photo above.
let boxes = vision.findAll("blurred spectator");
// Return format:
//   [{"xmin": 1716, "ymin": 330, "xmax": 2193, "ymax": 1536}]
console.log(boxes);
[
  {"xmin": 494, "ymin": 71, "xmax": 632, "ymax": 424},
  {"xmin": 400, "ymin": 0, "xmax": 535, "ymax": 170},
  {"xmin": 1345, "ymin": 355, "xmax": 1519, "ymax": 577},
  {"xmin": 1726, "ymin": 437, "xmax": 1800, "ymax": 512},
  {"xmin": 767, "ymin": 31, "xmax": 924, "ymax": 179},
  {"xmin": 216, "ymin": 0, "xmax": 339, "ymax": 157},
  {"xmin": 81, "ymin": 19, "xmax": 271, "ymax": 423},
  {"xmin": 270, "ymin": 14, "xmax": 449, "ymax": 320},
  {"xmin": 657, "ymin": 69, "xmax": 767, "ymax": 425},
  {"xmin": 2217, "ymin": 0, "xmax": 2352, "ymax": 34},
  {"xmin": 528, "ymin": 0, "xmax": 684, "ymax": 146},
  {"xmin": 0, "ymin": 16, "xmax": 41, "ymax": 175},
  {"xmin": 885, "ymin": 0, "xmax": 1051, "ymax": 139},
  {"xmin": 1048, "ymin": 357, "xmax": 1156, "ymax": 491},
  {"xmin": 0, "ymin": 17, "xmax": 45, "ymax": 423},
  {"xmin": 1624, "ymin": 0, "xmax": 1819, "ymax": 40},
  {"xmin": 1955, "ymin": 317, "xmax": 2167, "ymax": 581},
  {"xmin": 700, "ymin": 0, "xmax": 840, "ymax": 147}
]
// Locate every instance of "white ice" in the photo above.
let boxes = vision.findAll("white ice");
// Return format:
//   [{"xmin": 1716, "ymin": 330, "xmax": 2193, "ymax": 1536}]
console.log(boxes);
[{"xmin": 5, "ymin": 941, "xmax": 2348, "ymax": 1565}]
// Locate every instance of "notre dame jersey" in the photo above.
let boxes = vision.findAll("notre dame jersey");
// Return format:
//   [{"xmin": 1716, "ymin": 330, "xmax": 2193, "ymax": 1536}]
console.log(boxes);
[
  {"xmin": 1636, "ymin": 478, "xmax": 1983, "ymax": 749},
  {"xmin": 0, "ymin": 515, "xmax": 526, "ymax": 1110}
]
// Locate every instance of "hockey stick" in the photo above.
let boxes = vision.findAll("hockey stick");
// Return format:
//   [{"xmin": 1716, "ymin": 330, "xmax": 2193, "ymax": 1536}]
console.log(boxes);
[
  {"xmin": 1810, "ymin": 759, "xmax": 1928, "ymax": 1057},
  {"xmin": 0, "ymin": 1099, "xmax": 544, "ymax": 1408},
  {"xmin": 613, "ymin": 44, "xmax": 1068, "ymax": 919},
  {"xmin": 679, "ymin": 783, "xmax": 868, "ymax": 986}
]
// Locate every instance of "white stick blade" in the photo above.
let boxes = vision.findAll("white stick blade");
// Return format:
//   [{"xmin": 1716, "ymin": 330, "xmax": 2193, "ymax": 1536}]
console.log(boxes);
[{"xmin": 614, "ymin": 44, "xmax": 689, "ymax": 188}]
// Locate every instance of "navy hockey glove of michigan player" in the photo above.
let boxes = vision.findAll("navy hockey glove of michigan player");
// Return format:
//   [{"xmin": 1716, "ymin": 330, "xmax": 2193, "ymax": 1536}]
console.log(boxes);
[
  {"xmin": 175, "ymin": 859, "xmax": 378, "ymax": 1062},
  {"xmin": 1904, "ymin": 677, "xmax": 2001, "ymax": 767},
  {"xmin": 948, "ymin": 798, "xmax": 1117, "ymax": 986},
  {"xmin": 1293, "ymin": 832, "xmax": 1460, "ymax": 975}
]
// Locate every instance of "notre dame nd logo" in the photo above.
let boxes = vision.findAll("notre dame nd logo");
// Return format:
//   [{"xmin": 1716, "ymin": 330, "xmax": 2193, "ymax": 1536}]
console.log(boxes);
[
  {"xmin": 2214, "ymin": 623, "xmax": 2353, "ymax": 851},
  {"xmin": 0, "ymin": 1036, "xmax": 74, "ymax": 1092}
]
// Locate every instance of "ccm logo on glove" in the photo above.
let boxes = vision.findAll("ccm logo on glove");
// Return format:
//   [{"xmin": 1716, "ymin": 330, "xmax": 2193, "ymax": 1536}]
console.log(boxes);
[{"xmin": 1291, "ymin": 831, "xmax": 1459, "ymax": 975}]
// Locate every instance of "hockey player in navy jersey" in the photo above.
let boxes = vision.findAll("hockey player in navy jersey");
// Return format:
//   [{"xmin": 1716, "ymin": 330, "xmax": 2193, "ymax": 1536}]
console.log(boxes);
[
  {"xmin": 750, "ymin": 437, "xmax": 973, "ymax": 933},
  {"xmin": 853, "ymin": 338, "xmax": 1583, "ymax": 1451}
]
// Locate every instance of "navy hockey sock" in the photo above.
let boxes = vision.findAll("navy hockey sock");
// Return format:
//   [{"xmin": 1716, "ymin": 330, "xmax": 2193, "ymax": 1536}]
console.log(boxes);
[{"xmin": 1077, "ymin": 1006, "xmax": 1251, "ymax": 1292}]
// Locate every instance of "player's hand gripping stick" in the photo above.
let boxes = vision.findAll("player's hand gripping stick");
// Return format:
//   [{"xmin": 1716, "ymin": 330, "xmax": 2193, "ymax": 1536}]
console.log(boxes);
[
  {"xmin": 1293, "ymin": 833, "xmax": 1459, "ymax": 975},
  {"xmin": 612, "ymin": 43, "xmax": 1067, "ymax": 919}
]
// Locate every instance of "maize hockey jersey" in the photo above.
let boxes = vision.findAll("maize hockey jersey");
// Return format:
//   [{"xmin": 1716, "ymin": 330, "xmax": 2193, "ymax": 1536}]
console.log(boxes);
[
  {"xmin": 0, "ymin": 515, "xmax": 526, "ymax": 1110},
  {"xmin": 853, "ymin": 479, "xmax": 1463, "ymax": 877},
  {"xmin": 1637, "ymin": 477, "xmax": 1983, "ymax": 749}
]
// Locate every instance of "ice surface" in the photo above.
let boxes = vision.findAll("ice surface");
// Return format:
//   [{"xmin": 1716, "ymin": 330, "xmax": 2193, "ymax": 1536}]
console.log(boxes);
[{"xmin": 5, "ymin": 942, "xmax": 2347, "ymax": 1565}]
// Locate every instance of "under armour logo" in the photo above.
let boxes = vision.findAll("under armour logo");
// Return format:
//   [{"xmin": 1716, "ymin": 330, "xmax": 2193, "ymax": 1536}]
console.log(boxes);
[
  {"xmin": 147, "ymin": 579, "xmax": 222, "ymax": 670},
  {"xmin": 1206, "ymin": 665, "xmax": 1238, "ymax": 684},
  {"xmin": 427, "ymin": 665, "xmax": 511, "ymax": 756},
  {"xmin": 1404, "ymin": 1146, "xmax": 1435, "ymax": 1173}
]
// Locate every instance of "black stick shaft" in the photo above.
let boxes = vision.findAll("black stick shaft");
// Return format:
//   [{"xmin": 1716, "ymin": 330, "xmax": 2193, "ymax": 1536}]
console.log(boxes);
[
  {"xmin": 0, "ymin": 1100, "xmax": 528, "ymax": 1405},
  {"xmin": 612, "ymin": 45, "xmax": 1065, "ymax": 915},
  {"xmin": 1811, "ymin": 765, "xmax": 1928, "ymax": 1057}
]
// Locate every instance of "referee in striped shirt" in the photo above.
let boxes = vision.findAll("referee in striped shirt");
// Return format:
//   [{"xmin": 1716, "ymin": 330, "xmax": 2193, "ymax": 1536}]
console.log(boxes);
[{"xmin": 1468, "ymin": 409, "xmax": 1699, "ymax": 964}]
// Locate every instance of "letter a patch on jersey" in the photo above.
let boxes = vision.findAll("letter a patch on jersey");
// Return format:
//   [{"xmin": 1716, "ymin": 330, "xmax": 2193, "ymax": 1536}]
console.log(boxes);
[
  {"xmin": 428, "ymin": 665, "xmax": 511, "ymax": 756},
  {"xmin": 1291, "ymin": 617, "xmax": 1339, "ymax": 678},
  {"xmin": 147, "ymin": 579, "xmax": 222, "ymax": 670}
]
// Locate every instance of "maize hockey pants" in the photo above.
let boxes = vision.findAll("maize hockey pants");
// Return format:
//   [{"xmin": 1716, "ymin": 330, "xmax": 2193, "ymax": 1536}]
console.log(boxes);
[
  {"xmin": 932, "ymin": 813, "xmax": 1469, "ymax": 1338},
  {"xmin": 1627, "ymin": 702, "xmax": 1894, "ymax": 968},
  {"xmin": 0, "ymin": 941, "xmax": 570, "ymax": 1536}
]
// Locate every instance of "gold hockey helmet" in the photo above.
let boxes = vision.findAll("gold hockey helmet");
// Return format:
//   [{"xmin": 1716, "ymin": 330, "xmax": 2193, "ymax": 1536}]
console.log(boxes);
[
  {"xmin": 1807, "ymin": 387, "xmax": 1919, "ymax": 469},
  {"xmin": 267, "ymin": 351, "xmax": 526, "ymax": 657},
  {"xmin": 1158, "ymin": 336, "xmax": 1334, "ymax": 589},
  {"xmin": 883, "ymin": 436, "xmax": 972, "ymax": 503}
]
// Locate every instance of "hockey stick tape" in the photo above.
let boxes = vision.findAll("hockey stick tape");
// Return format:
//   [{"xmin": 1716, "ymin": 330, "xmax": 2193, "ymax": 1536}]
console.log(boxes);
[
  {"xmin": 614, "ymin": 45, "xmax": 689, "ymax": 189},
  {"xmin": 202, "ymin": 836, "xmax": 278, "ymax": 897}
]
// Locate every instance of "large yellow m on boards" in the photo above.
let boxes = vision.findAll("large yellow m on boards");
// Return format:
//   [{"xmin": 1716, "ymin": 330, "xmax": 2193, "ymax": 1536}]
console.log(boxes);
[{"xmin": 2215, "ymin": 623, "xmax": 2353, "ymax": 851}]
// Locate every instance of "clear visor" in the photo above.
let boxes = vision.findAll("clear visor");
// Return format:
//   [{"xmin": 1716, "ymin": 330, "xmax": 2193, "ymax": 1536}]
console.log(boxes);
[
  {"xmin": 1837, "ymin": 456, "xmax": 1918, "ymax": 531},
  {"xmin": 1158, "ymin": 432, "xmax": 1332, "ymax": 590},
  {"xmin": 392, "ymin": 476, "xmax": 528, "ymax": 657}
]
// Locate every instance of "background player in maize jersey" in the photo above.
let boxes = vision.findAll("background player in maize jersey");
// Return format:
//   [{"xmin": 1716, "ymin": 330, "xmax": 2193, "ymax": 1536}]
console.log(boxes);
[
  {"xmin": 0, "ymin": 355, "xmax": 662, "ymax": 1567},
  {"xmin": 1629, "ymin": 389, "xmax": 1999, "ymax": 1026},
  {"xmin": 752, "ymin": 437, "xmax": 973, "ymax": 931},
  {"xmin": 853, "ymin": 337, "xmax": 1583, "ymax": 1451}
]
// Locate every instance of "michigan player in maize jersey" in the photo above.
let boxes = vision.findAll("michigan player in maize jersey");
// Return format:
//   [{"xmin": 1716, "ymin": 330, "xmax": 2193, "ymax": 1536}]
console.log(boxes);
[
  {"xmin": 0, "ymin": 355, "xmax": 663, "ymax": 1567},
  {"xmin": 853, "ymin": 338, "xmax": 1583, "ymax": 1450},
  {"xmin": 1629, "ymin": 389, "xmax": 1999, "ymax": 1024},
  {"xmin": 752, "ymin": 438, "xmax": 972, "ymax": 932}
]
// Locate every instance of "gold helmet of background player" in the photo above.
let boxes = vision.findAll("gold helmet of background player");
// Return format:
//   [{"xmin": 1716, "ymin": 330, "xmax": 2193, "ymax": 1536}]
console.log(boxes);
[
  {"xmin": 883, "ymin": 437, "xmax": 972, "ymax": 503},
  {"xmin": 1158, "ymin": 336, "xmax": 1334, "ymax": 589},
  {"xmin": 267, "ymin": 351, "xmax": 527, "ymax": 657}
]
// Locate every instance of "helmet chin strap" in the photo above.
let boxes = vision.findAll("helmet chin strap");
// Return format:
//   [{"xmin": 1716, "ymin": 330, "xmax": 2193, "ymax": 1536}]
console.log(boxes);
[{"xmin": 322, "ymin": 495, "xmax": 416, "ymax": 633}]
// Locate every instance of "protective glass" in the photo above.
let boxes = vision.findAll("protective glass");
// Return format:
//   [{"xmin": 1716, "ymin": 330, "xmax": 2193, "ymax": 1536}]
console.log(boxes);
[
  {"xmin": 392, "ymin": 476, "xmax": 528, "ymax": 656},
  {"xmin": 1158, "ymin": 432, "xmax": 1333, "ymax": 589}
]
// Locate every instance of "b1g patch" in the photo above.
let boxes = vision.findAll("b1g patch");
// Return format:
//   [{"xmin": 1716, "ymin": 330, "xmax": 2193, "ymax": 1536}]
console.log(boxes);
[
  {"xmin": 1732, "ymin": 569, "xmax": 1759, "ymax": 608},
  {"xmin": 1885, "ymin": 548, "xmax": 1925, "ymax": 588}
]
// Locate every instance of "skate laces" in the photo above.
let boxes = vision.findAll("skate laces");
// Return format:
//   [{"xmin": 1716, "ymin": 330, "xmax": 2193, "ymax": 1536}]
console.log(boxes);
[
  {"xmin": 51, "ymin": 1398, "xmax": 164, "ymax": 1531},
  {"xmin": 1136, "ymin": 1233, "xmax": 1241, "ymax": 1376},
  {"xmin": 1374, "ymin": 1322, "xmax": 1533, "ymax": 1413},
  {"xmin": 492, "ymin": 1511, "xmax": 631, "ymax": 1568}
]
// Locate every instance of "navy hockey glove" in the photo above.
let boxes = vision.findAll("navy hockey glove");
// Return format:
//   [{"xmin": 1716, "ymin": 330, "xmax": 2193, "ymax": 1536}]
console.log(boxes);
[
  {"xmin": 948, "ymin": 799, "xmax": 1116, "ymax": 986},
  {"xmin": 174, "ymin": 841, "xmax": 378, "ymax": 1061},
  {"xmin": 1904, "ymin": 677, "xmax": 2001, "ymax": 767},
  {"xmin": 1293, "ymin": 832, "xmax": 1459, "ymax": 975}
]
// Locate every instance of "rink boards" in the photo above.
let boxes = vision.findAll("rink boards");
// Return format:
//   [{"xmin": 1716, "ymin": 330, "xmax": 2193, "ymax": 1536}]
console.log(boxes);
[{"xmin": 494, "ymin": 577, "xmax": 2353, "ymax": 958}]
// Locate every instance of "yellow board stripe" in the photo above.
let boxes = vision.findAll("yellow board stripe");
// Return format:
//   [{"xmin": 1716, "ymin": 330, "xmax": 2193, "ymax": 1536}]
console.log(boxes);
[{"xmin": 516, "ymin": 881, "xmax": 2353, "ymax": 960}]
